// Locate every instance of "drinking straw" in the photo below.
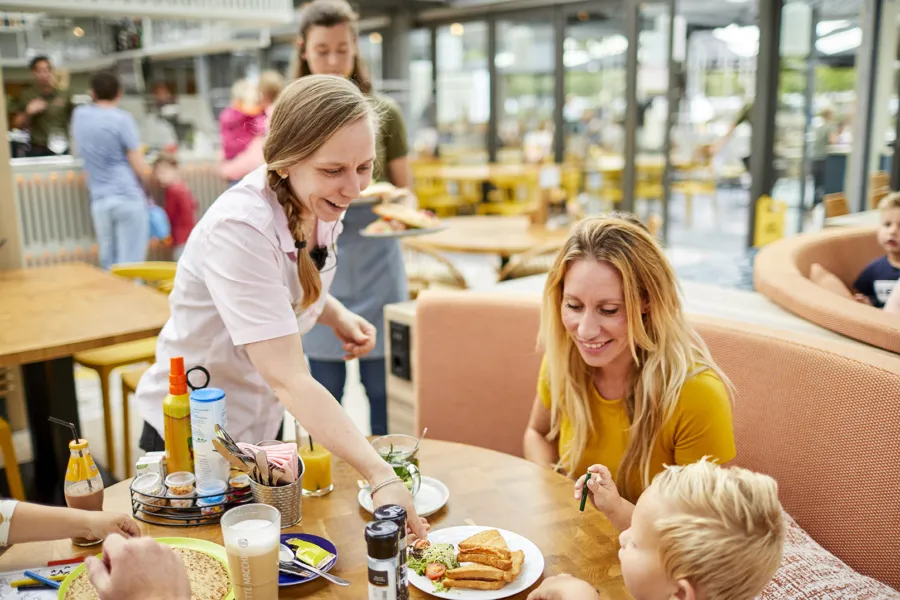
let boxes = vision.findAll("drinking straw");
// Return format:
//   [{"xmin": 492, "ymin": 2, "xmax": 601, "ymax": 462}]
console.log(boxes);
[
  {"xmin": 309, "ymin": 435, "xmax": 314, "ymax": 452},
  {"xmin": 48, "ymin": 417, "xmax": 91, "ymax": 491}
]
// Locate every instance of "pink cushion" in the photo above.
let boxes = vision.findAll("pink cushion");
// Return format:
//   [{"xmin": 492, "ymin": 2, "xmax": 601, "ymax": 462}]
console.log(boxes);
[{"xmin": 757, "ymin": 513, "xmax": 900, "ymax": 599}]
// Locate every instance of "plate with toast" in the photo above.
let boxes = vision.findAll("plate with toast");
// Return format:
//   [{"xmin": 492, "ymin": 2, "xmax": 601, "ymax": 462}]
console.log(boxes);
[
  {"xmin": 407, "ymin": 526, "xmax": 543, "ymax": 598},
  {"xmin": 361, "ymin": 203, "xmax": 446, "ymax": 238}
]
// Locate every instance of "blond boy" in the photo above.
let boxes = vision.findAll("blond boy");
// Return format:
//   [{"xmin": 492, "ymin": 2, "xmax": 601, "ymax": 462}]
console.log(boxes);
[
  {"xmin": 528, "ymin": 459, "xmax": 785, "ymax": 600},
  {"xmin": 853, "ymin": 193, "xmax": 900, "ymax": 308}
]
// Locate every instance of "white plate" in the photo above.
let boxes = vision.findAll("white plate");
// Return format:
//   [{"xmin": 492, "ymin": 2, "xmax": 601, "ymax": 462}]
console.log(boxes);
[
  {"xmin": 359, "ymin": 225, "xmax": 448, "ymax": 238},
  {"xmin": 408, "ymin": 526, "xmax": 544, "ymax": 599},
  {"xmin": 358, "ymin": 476, "xmax": 450, "ymax": 518}
]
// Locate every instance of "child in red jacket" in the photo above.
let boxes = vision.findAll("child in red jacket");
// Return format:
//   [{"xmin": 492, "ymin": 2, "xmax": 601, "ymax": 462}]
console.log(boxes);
[{"xmin": 153, "ymin": 152, "xmax": 197, "ymax": 261}]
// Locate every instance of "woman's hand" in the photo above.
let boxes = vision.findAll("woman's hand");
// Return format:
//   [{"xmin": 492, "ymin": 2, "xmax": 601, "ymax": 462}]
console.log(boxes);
[
  {"xmin": 575, "ymin": 465, "xmax": 620, "ymax": 514},
  {"xmin": 853, "ymin": 293, "xmax": 873, "ymax": 306},
  {"xmin": 85, "ymin": 512, "xmax": 141, "ymax": 542},
  {"xmin": 527, "ymin": 574, "xmax": 601, "ymax": 600},
  {"xmin": 331, "ymin": 311, "xmax": 376, "ymax": 361},
  {"xmin": 371, "ymin": 479, "xmax": 428, "ymax": 540}
]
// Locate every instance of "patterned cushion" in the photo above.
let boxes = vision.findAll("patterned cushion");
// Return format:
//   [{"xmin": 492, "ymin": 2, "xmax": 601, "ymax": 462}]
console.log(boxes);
[{"xmin": 757, "ymin": 513, "xmax": 900, "ymax": 599}]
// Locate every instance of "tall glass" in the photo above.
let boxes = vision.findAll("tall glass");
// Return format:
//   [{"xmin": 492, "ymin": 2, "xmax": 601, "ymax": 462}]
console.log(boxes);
[{"xmin": 221, "ymin": 504, "xmax": 281, "ymax": 600}]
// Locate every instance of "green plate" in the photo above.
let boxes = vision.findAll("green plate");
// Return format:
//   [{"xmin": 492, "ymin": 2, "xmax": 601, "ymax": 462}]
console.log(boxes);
[{"xmin": 57, "ymin": 537, "xmax": 234, "ymax": 600}]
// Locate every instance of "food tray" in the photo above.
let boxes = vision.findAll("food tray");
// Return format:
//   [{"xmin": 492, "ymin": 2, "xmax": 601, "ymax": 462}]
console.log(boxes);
[{"xmin": 129, "ymin": 481, "xmax": 253, "ymax": 527}]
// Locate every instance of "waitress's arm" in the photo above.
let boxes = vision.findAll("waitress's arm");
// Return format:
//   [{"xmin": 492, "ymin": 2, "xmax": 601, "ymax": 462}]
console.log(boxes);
[{"xmin": 245, "ymin": 333, "xmax": 426, "ymax": 538}]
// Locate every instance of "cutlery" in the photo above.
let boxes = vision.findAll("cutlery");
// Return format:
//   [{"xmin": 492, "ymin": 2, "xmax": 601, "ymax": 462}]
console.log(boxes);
[
  {"xmin": 256, "ymin": 449, "xmax": 270, "ymax": 486},
  {"xmin": 213, "ymin": 438, "xmax": 251, "ymax": 474},
  {"xmin": 23, "ymin": 571, "xmax": 60, "ymax": 590},
  {"xmin": 279, "ymin": 544, "xmax": 349, "ymax": 586}
]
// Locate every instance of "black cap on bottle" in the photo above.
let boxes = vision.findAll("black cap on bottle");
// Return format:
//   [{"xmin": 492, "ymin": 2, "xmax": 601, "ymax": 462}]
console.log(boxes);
[
  {"xmin": 373, "ymin": 504, "xmax": 407, "ymax": 533},
  {"xmin": 366, "ymin": 520, "xmax": 400, "ymax": 560}
]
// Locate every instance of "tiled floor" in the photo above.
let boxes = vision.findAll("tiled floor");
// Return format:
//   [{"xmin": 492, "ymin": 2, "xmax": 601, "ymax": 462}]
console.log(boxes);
[{"xmin": 24, "ymin": 179, "xmax": 813, "ymax": 486}]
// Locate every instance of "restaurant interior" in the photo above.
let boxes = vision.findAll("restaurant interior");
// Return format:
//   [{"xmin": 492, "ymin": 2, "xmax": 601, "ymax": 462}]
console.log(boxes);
[{"xmin": 0, "ymin": 0, "xmax": 898, "ymax": 598}]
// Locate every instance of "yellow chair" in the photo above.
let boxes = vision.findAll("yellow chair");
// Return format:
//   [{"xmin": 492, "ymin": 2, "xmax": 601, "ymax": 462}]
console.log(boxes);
[
  {"xmin": 401, "ymin": 240, "xmax": 468, "ymax": 299},
  {"xmin": 73, "ymin": 262, "xmax": 175, "ymax": 477},
  {"xmin": 120, "ymin": 365, "xmax": 150, "ymax": 477},
  {"xmin": 0, "ymin": 369, "xmax": 24, "ymax": 501}
]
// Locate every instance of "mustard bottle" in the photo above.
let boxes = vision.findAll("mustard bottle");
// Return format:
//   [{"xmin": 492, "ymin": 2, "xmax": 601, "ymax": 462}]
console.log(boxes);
[{"xmin": 163, "ymin": 356, "xmax": 193, "ymax": 473}]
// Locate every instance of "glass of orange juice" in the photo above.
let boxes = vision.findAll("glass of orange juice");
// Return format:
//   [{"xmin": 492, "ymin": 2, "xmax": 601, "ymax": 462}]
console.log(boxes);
[{"xmin": 295, "ymin": 424, "xmax": 333, "ymax": 497}]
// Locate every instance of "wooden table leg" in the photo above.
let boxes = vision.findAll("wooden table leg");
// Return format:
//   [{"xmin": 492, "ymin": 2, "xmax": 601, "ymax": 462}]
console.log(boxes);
[{"xmin": 20, "ymin": 357, "xmax": 117, "ymax": 505}]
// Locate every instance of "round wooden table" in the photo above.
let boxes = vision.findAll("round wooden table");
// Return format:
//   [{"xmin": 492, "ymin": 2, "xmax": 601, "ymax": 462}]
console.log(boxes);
[
  {"xmin": 411, "ymin": 216, "xmax": 571, "ymax": 264},
  {"xmin": 0, "ymin": 441, "xmax": 628, "ymax": 599}
]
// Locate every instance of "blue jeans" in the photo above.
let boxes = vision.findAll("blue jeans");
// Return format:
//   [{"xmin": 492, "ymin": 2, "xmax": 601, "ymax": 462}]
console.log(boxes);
[
  {"xmin": 91, "ymin": 196, "xmax": 149, "ymax": 269},
  {"xmin": 308, "ymin": 358, "xmax": 388, "ymax": 436}
]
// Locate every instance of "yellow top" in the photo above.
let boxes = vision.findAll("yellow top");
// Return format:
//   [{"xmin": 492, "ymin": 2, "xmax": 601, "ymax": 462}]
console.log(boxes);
[{"xmin": 538, "ymin": 357, "xmax": 736, "ymax": 501}]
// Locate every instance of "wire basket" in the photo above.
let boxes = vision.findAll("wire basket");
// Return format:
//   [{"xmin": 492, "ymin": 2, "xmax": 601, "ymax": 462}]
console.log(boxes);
[{"xmin": 129, "ymin": 480, "xmax": 253, "ymax": 527}]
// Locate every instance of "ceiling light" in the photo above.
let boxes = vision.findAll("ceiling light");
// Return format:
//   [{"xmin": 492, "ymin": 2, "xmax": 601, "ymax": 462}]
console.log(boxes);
[
  {"xmin": 368, "ymin": 32, "xmax": 382, "ymax": 44},
  {"xmin": 450, "ymin": 23, "xmax": 464, "ymax": 36},
  {"xmin": 72, "ymin": 26, "xmax": 84, "ymax": 37}
]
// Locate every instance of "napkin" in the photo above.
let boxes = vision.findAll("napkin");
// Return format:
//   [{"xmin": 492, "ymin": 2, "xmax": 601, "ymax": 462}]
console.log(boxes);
[{"xmin": 237, "ymin": 442, "xmax": 299, "ymax": 484}]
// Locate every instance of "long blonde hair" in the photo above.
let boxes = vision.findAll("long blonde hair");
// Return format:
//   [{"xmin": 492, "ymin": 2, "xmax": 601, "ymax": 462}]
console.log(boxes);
[
  {"xmin": 263, "ymin": 75, "xmax": 377, "ymax": 310},
  {"xmin": 539, "ymin": 215, "xmax": 732, "ymax": 500}
]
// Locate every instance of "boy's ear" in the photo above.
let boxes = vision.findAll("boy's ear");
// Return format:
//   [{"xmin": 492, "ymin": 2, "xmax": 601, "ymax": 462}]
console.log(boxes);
[{"xmin": 671, "ymin": 579, "xmax": 696, "ymax": 600}]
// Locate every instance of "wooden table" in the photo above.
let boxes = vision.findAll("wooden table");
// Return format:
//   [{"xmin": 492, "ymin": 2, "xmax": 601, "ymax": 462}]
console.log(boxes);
[
  {"xmin": 0, "ymin": 263, "xmax": 170, "ymax": 502},
  {"xmin": 0, "ymin": 441, "xmax": 629, "ymax": 599},
  {"xmin": 411, "ymin": 216, "xmax": 571, "ymax": 266}
]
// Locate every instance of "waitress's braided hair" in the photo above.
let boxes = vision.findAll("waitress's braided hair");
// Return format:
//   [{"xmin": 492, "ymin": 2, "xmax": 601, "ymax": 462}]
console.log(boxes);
[{"xmin": 262, "ymin": 75, "xmax": 377, "ymax": 311}]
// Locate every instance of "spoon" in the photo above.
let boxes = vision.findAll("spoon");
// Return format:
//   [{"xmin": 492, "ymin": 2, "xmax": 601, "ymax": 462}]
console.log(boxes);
[
  {"xmin": 212, "ymin": 438, "xmax": 251, "ymax": 474},
  {"xmin": 413, "ymin": 427, "xmax": 428, "ymax": 453},
  {"xmin": 278, "ymin": 544, "xmax": 350, "ymax": 586}
]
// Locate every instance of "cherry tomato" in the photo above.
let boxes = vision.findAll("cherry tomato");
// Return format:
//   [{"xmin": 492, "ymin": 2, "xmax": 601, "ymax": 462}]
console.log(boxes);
[
  {"xmin": 425, "ymin": 563, "xmax": 446, "ymax": 581},
  {"xmin": 413, "ymin": 539, "xmax": 431, "ymax": 552}
]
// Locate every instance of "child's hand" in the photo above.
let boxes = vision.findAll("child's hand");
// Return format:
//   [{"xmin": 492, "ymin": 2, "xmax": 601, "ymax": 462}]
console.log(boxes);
[
  {"xmin": 854, "ymin": 293, "xmax": 873, "ymax": 306},
  {"xmin": 574, "ymin": 465, "xmax": 621, "ymax": 515},
  {"xmin": 85, "ymin": 512, "xmax": 141, "ymax": 542},
  {"xmin": 527, "ymin": 574, "xmax": 602, "ymax": 600}
]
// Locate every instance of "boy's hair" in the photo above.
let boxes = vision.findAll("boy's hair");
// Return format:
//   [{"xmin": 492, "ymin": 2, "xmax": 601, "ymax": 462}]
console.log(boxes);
[
  {"xmin": 649, "ymin": 458, "xmax": 785, "ymax": 600},
  {"xmin": 153, "ymin": 151, "xmax": 179, "ymax": 170},
  {"xmin": 878, "ymin": 192, "xmax": 900, "ymax": 212},
  {"xmin": 90, "ymin": 72, "xmax": 121, "ymax": 101}
]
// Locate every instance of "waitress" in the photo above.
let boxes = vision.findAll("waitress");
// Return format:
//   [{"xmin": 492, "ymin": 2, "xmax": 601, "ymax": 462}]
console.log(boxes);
[
  {"xmin": 295, "ymin": 0, "xmax": 411, "ymax": 436},
  {"xmin": 133, "ymin": 74, "xmax": 425, "ymax": 536}
]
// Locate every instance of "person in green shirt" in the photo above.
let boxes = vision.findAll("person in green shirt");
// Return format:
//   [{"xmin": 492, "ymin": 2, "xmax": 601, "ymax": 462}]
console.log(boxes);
[{"xmin": 9, "ymin": 56, "xmax": 75, "ymax": 157}]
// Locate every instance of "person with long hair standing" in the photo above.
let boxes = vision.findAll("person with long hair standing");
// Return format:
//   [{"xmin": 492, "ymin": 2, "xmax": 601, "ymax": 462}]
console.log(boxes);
[
  {"xmin": 133, "ymin": 75, "xmax": 426, "ymax": 538},
  {"xmin": 523, "ymin": 215, "xmax": 736, "ymax": 531},
  {"xmin": 296, "ymin": 0, "xmax": 411, "ymax": 436}
]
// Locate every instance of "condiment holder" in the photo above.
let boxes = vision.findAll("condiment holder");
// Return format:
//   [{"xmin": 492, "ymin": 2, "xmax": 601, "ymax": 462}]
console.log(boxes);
[{"xmin": 128, "ymin": 472, "xmax": 252, "ymax": 527}]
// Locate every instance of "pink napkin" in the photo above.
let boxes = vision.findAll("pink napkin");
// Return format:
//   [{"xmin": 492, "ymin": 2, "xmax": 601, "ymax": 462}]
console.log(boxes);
[{"xmin": 238, "ymin": 442, "xmax": 299, "ymax": 483}]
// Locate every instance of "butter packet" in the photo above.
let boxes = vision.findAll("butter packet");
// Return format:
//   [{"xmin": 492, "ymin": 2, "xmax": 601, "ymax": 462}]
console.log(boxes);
[{"xmin": 286, "ymin": 538, "xmax": 335, "ymax": 570}]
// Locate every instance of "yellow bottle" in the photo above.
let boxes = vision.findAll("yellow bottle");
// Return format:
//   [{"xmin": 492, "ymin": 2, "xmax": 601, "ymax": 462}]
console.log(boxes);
[
  {"xmin": 163, "ymin": 357, "xmax": 193, "ymax": 473},
  {"xmin": 298, "ymin": 440, "xmax": 332, "ymax": 496}
]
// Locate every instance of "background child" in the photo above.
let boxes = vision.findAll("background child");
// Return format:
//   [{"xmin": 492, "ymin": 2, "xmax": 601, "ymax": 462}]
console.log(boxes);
[
  {"xmin": 529, "ymin": 459, "xmax": 785, "ymax": 600},
  {"xmin": 853, "ymin": 193, "xmax": 900, "ymax": 308},
  {"xmin": 153, "ymin": 152, "xmax": 196, "ymax": 261},
  {"xmin": 218, "ymin": 79, "xmax": 265, "ymax": 162}
]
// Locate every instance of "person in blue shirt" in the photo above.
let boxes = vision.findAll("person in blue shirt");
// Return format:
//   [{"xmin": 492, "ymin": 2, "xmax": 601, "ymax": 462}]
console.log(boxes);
[
  {"xmin": 71, "ymin": 72, "xmax": 152, "ymax": 269},
  {"xmin": 853, "ymin": 193, "xmax": 900, "ymax": 308}
]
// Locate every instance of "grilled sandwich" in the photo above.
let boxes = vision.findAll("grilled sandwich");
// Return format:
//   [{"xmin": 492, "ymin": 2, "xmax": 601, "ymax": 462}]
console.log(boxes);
[
  {"xmin": 457, "ymin": 529, "xmax": 512, "ymax": 560},
  {"xmin": 442, "ymin": 579, "xmax": 507, "ymax": 591},
  {"xmin": 445, "ymin": 564, "xmax": 506, "ymax": 582},
  {"xmin": 457, "ymin": 552, "xmax": 513, "ymax": 571}
]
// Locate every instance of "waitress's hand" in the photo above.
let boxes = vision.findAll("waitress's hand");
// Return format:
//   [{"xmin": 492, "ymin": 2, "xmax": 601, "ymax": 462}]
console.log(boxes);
[
  {"xmin": 332, "ymin": 311, "xmax": 376, "ymax": 361},
  {"xmin": 371, "ymin": 479, "xmax": 428, "ymax": 540}
]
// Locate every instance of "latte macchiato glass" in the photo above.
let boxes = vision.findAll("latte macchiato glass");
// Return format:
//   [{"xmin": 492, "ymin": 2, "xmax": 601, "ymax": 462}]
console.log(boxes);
[{"xmin": 221, "ymin": 504, "xmax": 281, "ymax": 600}]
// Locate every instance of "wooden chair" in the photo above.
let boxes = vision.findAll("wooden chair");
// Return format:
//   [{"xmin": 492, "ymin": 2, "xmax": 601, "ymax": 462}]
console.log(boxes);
[
  {"xmin": 120, "ymin": 365, "xmax": 150, "ymax": 477},
  {"xmin": 870, "ymin": 186, "xmax": 891, "ymax": 210},
  {"xmin": 823, "ymin": 193, "xmax": 850, "ymax": 219},
  {"xmin": 400, "ymin": 241, "xmax": 468, "ymax": 299},
  {"xmin": 498, "ymin": 242, "xmax": 565, "ymax": 281},
  {"xmin": 0, "ymin": 370, "xmax": 24, "ymax": 500},
  {"xmin": 73, "ymin": 262, "xmax": 175, "ymax": 477}
]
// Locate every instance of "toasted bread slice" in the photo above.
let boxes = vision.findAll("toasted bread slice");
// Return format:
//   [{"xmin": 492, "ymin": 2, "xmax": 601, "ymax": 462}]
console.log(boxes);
[
  {"xmin": 457, "ymin": 552, "xmax": 513, "ymax": 571},
  {"xmin": 372, "ymin": 203, "xmax": 441, "ymax": 229},
  {"xmin": 445, "ymin": 564, "xmax": 506, "ymax": 582},
  {"xmin": 503, "ymin": 550, "xmax": 525, "ymax": 583},
  {"xmin": 458, "ymin": 529, "xmax": 511, "ymax": 560},
  {"xmin": 443, "ymin": 579, "xmax": 507, "ymax": 591}
]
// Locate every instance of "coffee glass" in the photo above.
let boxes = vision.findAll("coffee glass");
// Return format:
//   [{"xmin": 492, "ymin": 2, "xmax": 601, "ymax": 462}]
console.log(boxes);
[{"xmin": 221, "ymin": 504, "xmax": 281, "ymax": 600}]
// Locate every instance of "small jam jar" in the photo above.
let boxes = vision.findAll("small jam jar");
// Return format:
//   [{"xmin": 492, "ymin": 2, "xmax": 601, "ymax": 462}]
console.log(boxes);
[
  {"xmin": 132, "ymin": 472, "xmax": 166, "ymax": 513},
  {"xmin": 196, "ymin": 480, "xmax": 228, "ymax": 516},
  {"xmin": 165, "ymin": 472, "xmax": 196, "ymax": 508}
]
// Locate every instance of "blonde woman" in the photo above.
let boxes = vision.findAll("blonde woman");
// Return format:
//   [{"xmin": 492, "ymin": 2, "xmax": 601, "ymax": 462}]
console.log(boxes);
[
  {"xmin": 134, "ymin": 75, "xmax": 426, "ymax": 538},
  {"xmin": 523, "ymin": 215, "xmax": 735, "ymax": 531}
]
